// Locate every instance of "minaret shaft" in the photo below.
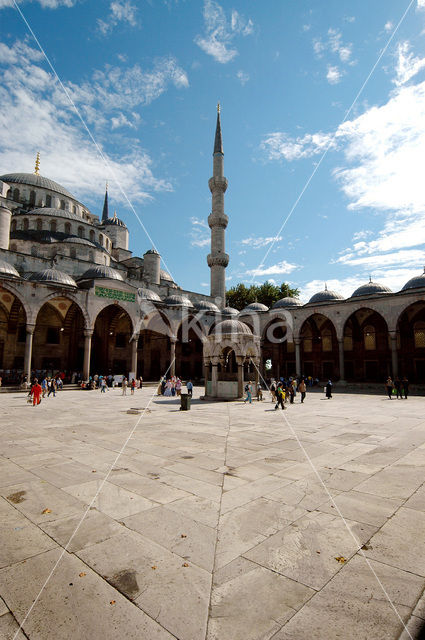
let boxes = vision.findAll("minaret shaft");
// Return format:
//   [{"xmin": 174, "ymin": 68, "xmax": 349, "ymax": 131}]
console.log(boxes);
[{"xmin": 207, "ymin": 106, "xmax": 229, "ymax": 307}]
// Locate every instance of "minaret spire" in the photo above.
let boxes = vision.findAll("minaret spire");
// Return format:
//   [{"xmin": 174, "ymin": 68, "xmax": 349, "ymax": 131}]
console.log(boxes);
[
  {"xmin": 102, "ymin": 182, "xmax": 109, "ymax": 222},
  {"xmin": 207, "ymin": 104, "xmax": 229, "ymax": 308}
]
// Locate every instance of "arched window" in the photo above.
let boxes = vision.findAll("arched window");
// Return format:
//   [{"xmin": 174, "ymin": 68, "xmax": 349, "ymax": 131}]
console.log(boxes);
[
  {"xmin": 13, "ymin": 188, "xmax": 20, "ymax": 202},
  {"xmin": 89, "ymin": 229, "xmax": 95, "ymax": 242},
  {"xmin": 36, "ymin": 219, "xmax": 42, "ymax": 231},
  {"xmin": 322, "ymin": 329, "xmax": 332, "ymax": 352},
  {"xmin": 73, "ymin": 205, "xmax": 76, "ymax": 214},
  {"xmin": 344, "ymin": 326, "xmax": 353, "ymax": 351},
  {"xmin": 11, "ymin": 220, "xmax": 16, "ymax": 232},
  {"xmin": 414, "ymin": 321, "xmax": 425, "ymax": 348},
  {"xmin": 45, "ymin": 194, "xmax": 52, "ymax": 207},
  {"xmin": 88, "ymin": 250, "xmax": 94, "ymax": 262},
  {"xmin": 29, "ymin": 190, "xmax": 36, "ymax": 206},
  {"xmin": 303, "ymin": 326, "xmax": 313, "ymax": 352},
  {"xmin": 50, "ymin": 220, "xmax": 57, "ymax": 232},
  {"xmin": 99, "ymin": 234, "xmax": 104, "ymax": 246},
  {"xmin": 23, "ymin": 218, "xmax": 29, "ymax": 231},
  {"xmin": 7, "ymin": 188, "xmax": 12, "ymax": 200},
  {"xmin": 64, "ymin": 223, "xmax": 71, "ymax": 235},
  {"xmin": 78, "ymin": 226, "xmax": 84, "ymax": 238},
  {"xmin": 60, "ymin": 200, "xmax": 65, "ymax": 210},
  {"xmin": 364, "ymin": 325, "xmax": 376, "ymax": 350},
  {"xmin": 70, "ymin": 248, "xmax": 76, "ymax": 259}
]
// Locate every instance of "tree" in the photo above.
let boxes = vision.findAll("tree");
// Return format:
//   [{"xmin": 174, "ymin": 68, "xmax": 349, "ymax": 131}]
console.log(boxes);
[{"xmin": 226, "ymin": 281, "xmax": 300, "ymax": 310}]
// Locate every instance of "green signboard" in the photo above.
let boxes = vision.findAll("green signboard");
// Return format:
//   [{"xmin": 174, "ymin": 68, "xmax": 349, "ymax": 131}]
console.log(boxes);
[{"xmin": 95, "ymin": 286, "xmax": 136, "ymax": 303}]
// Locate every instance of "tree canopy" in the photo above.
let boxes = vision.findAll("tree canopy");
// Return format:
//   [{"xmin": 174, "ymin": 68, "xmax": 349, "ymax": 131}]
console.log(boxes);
[{"xmin": 226, "ymin": 281, "xmax": 300, "ymax": 310}]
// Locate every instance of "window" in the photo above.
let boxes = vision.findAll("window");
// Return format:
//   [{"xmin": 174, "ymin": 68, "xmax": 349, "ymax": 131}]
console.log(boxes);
[
  {"xmin": 115, "ymin": 333, "xmax": 126, "ymax": 348},
  {"xmin": 46, "ymin": 327, "xmax": 60, "ymax": 344},
  {"xmin": 46, "ymin": 194, "xmax": 52, "ymax": 207},
  {"xmin": 364, "ymin": 325, "xmax": 376, "ymax": 350},
  {"xmin": 89, "ymin": 229, "xmax": 95, "ymax": 242},
  {"xmin": 73, "ymin": 205, "xmax": 76, "ymax": 214},
  {"xmin": 414, "ymin": 321, "xmax": 425, "ymax": 348},
  {"xmin": 88, "ymin": 251, "xmax": 94, "ymax": 262},
  {"xmin": 70, "ymin": 248, "xmax": 76, "ymax": 259},
  {"xmin": 17, "ymin": 326, "xmax": 26, "ymax": 343},
  {"xmin": 322, "ymin": 329, "xmax": 332, "ymax": 352},
  {"xmin": 50, "ymin": 220, "xmax": 57, "ymax": 233},
  {"xmin": 344, "ymin": 327, "xmax": 353, "ymax": 351},
  {"xmin": 64, "ymin": 223, "xmax": 71, "ymax": 235},
  {"xmin": 23, "ymin": 218, "xmax": 29, "ymax": 231},
  {"xmin": 36, "ymin": 219, "xmax": 42, "ymax": 231},
  {"xmin": 11, "ymin": 220, "xmax": 16, "ymax": 232},
  {"xmin": 29, "ymin": 190, "xmax": 36, "ymax": 206},
  {"xmin": 60, "ymin": 200, "xmax": 65, "ymax": 210},
  {"xmin": 7, "ymin": 188, "xmax": 12, "ymax": 200},
  {"xmin": 99, "ymin": 234, "xmax": 104, "ymax": 246},
  {"xmin": 78, "ymin": 226, "xmax": 84, "ymax": 238},
  {"xmin": 13, "ymin": 188, "xmax": 20, "ymax": 202}
]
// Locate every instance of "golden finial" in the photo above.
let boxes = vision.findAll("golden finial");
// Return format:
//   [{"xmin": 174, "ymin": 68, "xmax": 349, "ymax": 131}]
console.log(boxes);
[
  {"xmin": 217, "ymin": 102, "xmax": 220, "ymax": 114},
  {"xmin": 113, "ymin": 210, "xmax": 117, "ymax": 219},
  {"xmin": 34, "ymin": 151, "xmax": 40, "ymax": 176},
  {"xmin": 106, "ymin": 181, "xmax": 108, "ymax": 191}
]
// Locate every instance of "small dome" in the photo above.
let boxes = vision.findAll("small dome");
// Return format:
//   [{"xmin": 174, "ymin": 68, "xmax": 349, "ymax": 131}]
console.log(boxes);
[
  {"xmin": 26, "ymin": 268, "xmax": 77, "ymax": 288},
  {"xmin": 221, "ymin": 306, "xmax": 239, "ymax": 316},
  {"xmin": 211, "ymin": 319, "xmax": 252, "ymax": 335},
  {"xmin": 160, "ymin": 269, "xmax": 174, "ymax": 282},
  {"xmin": 1, "ymin": 173, "xmax": 75, "ymax": 199},
  {"xmin": 103, "ymin": 213, "xmax": 127, "ymax": 228},
  {"xmin": 308, "ymin": 288, "xmax": 344, "ymax": 304},
  {"xmin": 193, "ymin": 300, "xmax": 220, "ymax": 312},
  {"xmin": 351, "ymin": 281, "xmax": 392, "ymax": 298},
  {"xmin": 137, "ymin": 288, "xmax": 161, "ymax": 302},
  {"xmin": 163, "ymin": 294, "xmax": 193, "ymax": 307},
  {"xmin": 144, "ymin": 249, "xmax": 159, "ymax": 255},
  {"xmin": 241, "ymin": 302, "xmax": 269, "ymax": 312},
  {"xmin": 25, "ymin": 207, "xmax": 82, "ymax": 221},
  {"xmin": 0, "ymin": 258, "xmax": 20, "ymax": 278},
  {"xmin": 79, "ymin": 265, "xmax": 124, "ymax": 281},
  {"xmin": 66, "ymin": 237, "xmax": 96, "ymax": 247},
  {"xmin": 402, "ymin": 270, "xmax": 425, "ymax": 291},
  {"xmin": 272, "ymin": 296, "xmax": 303, "ymax": 309}
]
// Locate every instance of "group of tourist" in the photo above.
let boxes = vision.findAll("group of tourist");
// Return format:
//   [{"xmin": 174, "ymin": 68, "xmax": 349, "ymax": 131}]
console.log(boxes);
[
  {"xmin": 81, "ymin": 374, "xmax": 144, "ymax": 392},
  {"xmin": 157, "ymin": 376, "xmax": 193, "ymax": 397},
  {"xmin": 29, "ymin": 375, "xmax": 63, "ymax": 406},
  {"xmin": 385, "ymin": 376, "xmax": 409, "ymax": 399}
]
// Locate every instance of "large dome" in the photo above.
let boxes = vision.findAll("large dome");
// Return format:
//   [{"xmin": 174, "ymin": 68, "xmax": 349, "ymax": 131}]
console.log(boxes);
[
  {"xmin": 79, "ymin": 265, "xmax": 124, "ymax": 281},
  {"xmin": 0, "ymin": 258, "xmax": 20, "ymax": 279},
  {"xmin": 163, "ymin": 294, "xmax": 193, "ymax": 307},
  {"xmin": 1, "ymin": 173, "xmax": 75, "ymax": 199},
  {"xmin": 211, "ymin": 319, "xmax": 252, "ymax": 335},
  {"xmin": 351, "ymin": 281, "xmax": 392, "ymax": 298},
  {"xmin": 241, "ymin": 302, "xmax": 269, "ymax": 312},
  {"xmin": 26, "ymin": 207, "xmax": 81, "ymax": 222},
  {"xmin": 272, "ymin": 296, "xmax": 303, "ymax": 309},
  {"xmin": 26, "ymin": 268, "xmax": 77, "ymax": 288},
  {"xmin": 221, "ymin": 306, "xmax": 239, "ymax": 316},
  {"xmin": 308, "ymin": 287, "xmax": 344, "ymax": 304},
  {"xmin": 402, "ymin": 270, "xmax": 425, "ymax": 291}
]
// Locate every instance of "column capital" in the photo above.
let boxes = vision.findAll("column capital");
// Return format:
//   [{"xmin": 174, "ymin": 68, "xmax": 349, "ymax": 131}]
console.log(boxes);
[
  {"xmin": 131, "ymin": 332, "xmax": 140, "ymax": 342},
  {"xmin": 84, "ymin": 329, "xmax": 93, "ymax": 338},
  {"xmin": 26, "ymin": 324, "xmax": 36, "ymax": 335}
]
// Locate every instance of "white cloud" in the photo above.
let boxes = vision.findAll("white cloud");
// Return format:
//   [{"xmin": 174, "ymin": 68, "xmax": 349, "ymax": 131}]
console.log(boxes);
[
  {"xmin": 384, "ymin": 21, "xmax": 393, "ymax": 32},
  {"xmin": 246, "ymin": 260, "xmax": 298, "ymax": 277},
  {"xmin": 326, "ymin": 65, "xmax": 343, "ymax": 84},
  {"xmin": 0, "ymin": 39, "xmax": 172, "ymax": 205},
  {"xmin": 394, "ymin": 41, "xmax": 425, "ymax": 86},
  {"xmin": 417, "ymin": 0, "xmax": 425, "ymax": 9},
  {"xmin": 236, "ymin": 70, "xmax": 249, "ymax": 85},
  {"xmin": 0, "ymin": 0, "xmax": 76, "ymax": 7},
  {"xmin": 241, "ymin": 236, "xmax": 283, "ymax": 249},
  {"xmin": 260, "ymin": 130, "xmax": 335, "ymax": 161},
  {"xmin": 337, "ymin": 249, "xmax": 425, "ymax": 268},
  {"xmin": 98, "ymin": 0, "xmax": 137, "ymax": 35},
  {"xmin": 190, "ymin": 217, "xmax": 210, "ymax": 247},
  {"xmin": 111, "ymin": 111, "xmax": 140, "ymax": 129},
  {"xmin": 195, "ymin": 0, "xmax": 253, "ymax": 64}
]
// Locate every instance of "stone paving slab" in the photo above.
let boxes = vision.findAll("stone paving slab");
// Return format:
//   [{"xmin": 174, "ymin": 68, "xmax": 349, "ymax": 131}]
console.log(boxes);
[{"xmin": 1, "ymin": 388, "xmax": 425, "ymax": 639}]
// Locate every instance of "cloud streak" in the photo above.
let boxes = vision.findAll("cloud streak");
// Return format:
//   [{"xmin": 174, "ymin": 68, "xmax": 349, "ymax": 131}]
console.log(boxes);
[{"xmin": 195, "ymin": 0, "xmax": 253, "ymax": 63}]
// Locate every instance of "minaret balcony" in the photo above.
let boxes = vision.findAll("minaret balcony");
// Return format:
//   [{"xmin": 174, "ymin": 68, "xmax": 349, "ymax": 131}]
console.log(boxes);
[
  {"xmin": 207, "ymin": 253, "xmax": 229, "ymax": 268},
  {"xmin": 208, "ymin": 177, "xmax": 228, "ymax": 193},
  {"xmin": 208, "ymin": 212, "xmax": 228, "ymax": 229}
]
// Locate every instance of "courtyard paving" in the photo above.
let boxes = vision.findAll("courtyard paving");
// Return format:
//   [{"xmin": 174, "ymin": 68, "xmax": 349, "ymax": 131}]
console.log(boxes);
[{"xmin": 0, "ymin": 386, "xmax": 425, "ymax": 639}]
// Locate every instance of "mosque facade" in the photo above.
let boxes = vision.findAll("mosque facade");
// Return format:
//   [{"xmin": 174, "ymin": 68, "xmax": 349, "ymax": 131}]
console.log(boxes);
[{"xmin": 0, "ymin": 110, "xmax": 424, "ymax": 389}]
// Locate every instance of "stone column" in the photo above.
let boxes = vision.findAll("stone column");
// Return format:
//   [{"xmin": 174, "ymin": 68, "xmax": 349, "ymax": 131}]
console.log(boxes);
[
  {"xmin": 237, "ymin": 362, "xmax": 244, "ymax": 398},
  {"xmin": 295, "ymin": 339, "xmax": 301, "ymax": 377},
  {"xmin": 24, "ymin": 324, "xmax": 35, "ymax": 383},
  {"xmin": 204, "ymin": 361, "xmax": 210, "ymax": 396},
  {"xmin": 389, "ymin": 331, "xmax": 398, "ymax": 378},
  {"xmin": 338, "ymin": 338, "xmax": 346, "ymax": 383},
  {"xmin": 83, "ymin": 330, "xmax": 93, "ymax": 381},
  {"xmin": 131, "ymin": 334, "xmax": 139, "ymax": 377},
  {"xmin": 170, "ymin": 338, "xmax": 176, "ymax": 377},
  {"xmin": 211, "ymin": 363, "xmax": 218, "ymax": 397}
]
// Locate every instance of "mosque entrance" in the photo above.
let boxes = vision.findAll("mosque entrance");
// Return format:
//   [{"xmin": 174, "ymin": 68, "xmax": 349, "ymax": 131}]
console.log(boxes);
[{"xmin": 91, "ymin": 304, "xmax": 133, "ymax": 376}]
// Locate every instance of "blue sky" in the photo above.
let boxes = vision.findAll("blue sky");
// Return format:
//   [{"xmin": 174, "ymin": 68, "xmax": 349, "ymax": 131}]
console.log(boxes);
[{"xmin": 1, "ymin": 0, "xmax": 425, "ymax": 300}]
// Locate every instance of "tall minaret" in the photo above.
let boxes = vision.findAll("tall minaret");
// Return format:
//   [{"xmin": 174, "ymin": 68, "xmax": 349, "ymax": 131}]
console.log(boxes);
[
  {"xmin": 102, "ymin": 182, "xmax": 109, "ymax": 222},
  {"xmin": 207, "ymin": 104, "xmax": 229, "ymax": 308}
]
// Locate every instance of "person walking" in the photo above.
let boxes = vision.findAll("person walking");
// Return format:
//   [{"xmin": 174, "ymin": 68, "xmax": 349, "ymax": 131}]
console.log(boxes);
[
  {"xmin": 288, "ymin": 383, "xmax": 295, "ymax": 404},
  {"xmin": 139, "ymin": 375, "xmax": 143, "ymax": 390},
  {"xmin": 100, "ymin": 378, "xmax": 107, "ymax": 393},
  {"xmin": 270, "ymin": 380, "xmax": 277, "ymax": 403},
  {"xmin": 175, "ymin": 378, "xmax": 182, "ymax": 396},
  {"xmin": 257, "ymin": 382, "xmax": 263, "ymax": 401},
  {"xmin": 402, "ymin": 376, "xmax": 409, "ymax": 399},
  {"xmin": 394, "ymin": 377, "xmax": 402, "ymax": 399},
  {"xmin": 47, "ymin": 378, "xmax": 56, "ymax": 398},
  {"xmin": 325, "ymin": 379, "xmax": 333, "ymax": 399},
  {"xmin": 244, "ymin": 381, "xmax": 252, "ymax": 404},
  {"xmin": 130, "ymin": 378, "xmax": 136, "ymax": 395},
  {"xmin": 122, "ymin": 377, "xmax": 128, "ymax": 396},
  {"xmin": 31, "ymin": 378, "xmax": 42, "ymax": 406},
  {"xmin": 275, "ymin": 383, "xmax": 285, "ymax": 410},
  {"xmin": 385, "ymin": 377, "xmax": 393, "ymax": 399},
  {"xmin": 298, "ymin": 379, "xmax": 306, "ymax": 403},
  {"xmin": 186, "ymin": 380, "xmax": 193, "ymax": 397}
]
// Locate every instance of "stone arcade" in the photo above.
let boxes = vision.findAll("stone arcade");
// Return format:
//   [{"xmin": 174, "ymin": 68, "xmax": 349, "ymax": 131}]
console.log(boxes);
[{"xmin": 0, "ymin": 110, "xmax": 425, "ymax": 395}]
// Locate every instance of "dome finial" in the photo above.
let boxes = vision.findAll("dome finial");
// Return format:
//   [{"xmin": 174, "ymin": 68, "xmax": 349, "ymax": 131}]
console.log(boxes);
[
  {"xmin": 217, "ymin": 102, "xmax": 220, "ymax": 114},
  {"xmin": 34, "ymin": 151, "xmax": 40, "ymax": 176},
  {"xmin": 324, "ymin": 282, "xmax": 328, "ymax": 291},
  {"xmin": 369, "ymin": 274, "xmax": 372, "ymax": 283}
]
